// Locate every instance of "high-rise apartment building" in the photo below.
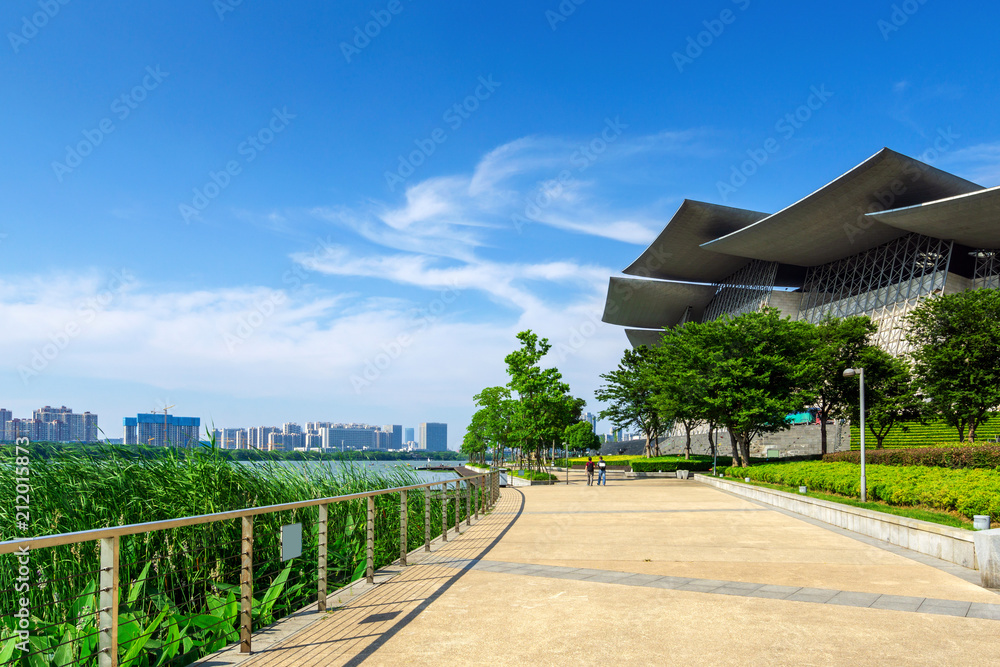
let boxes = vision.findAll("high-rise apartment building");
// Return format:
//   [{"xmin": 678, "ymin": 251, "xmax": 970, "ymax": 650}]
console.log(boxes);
[
  {"xmin": 404, "ymin": 427, "xmax": 414, "ymax": 443},
  {"xmin": 584, "ymin": 412, "xmax": 597, "ymax": 432},
  {"xmin": 123, "ymin": 414, "xmax": 200, "ymax": 447},
  {"xmin": 0, "ymin": 409, "xmax": 11, "ymax": 438},
  {"xmin": 419, "ymin": 422, "xmax": 447, "ymax": 452}
]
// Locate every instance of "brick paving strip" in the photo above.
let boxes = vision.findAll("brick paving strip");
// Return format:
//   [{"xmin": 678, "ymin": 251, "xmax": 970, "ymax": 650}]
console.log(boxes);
[{"xmin": 426, "ymin": 556, "xmax": 1000, "ymax": 620}]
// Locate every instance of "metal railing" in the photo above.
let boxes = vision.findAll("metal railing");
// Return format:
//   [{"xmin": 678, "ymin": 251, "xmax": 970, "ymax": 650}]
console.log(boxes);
[{"xmin": 0, "ymin": 470, "xmax": 500, "ymax": 667}]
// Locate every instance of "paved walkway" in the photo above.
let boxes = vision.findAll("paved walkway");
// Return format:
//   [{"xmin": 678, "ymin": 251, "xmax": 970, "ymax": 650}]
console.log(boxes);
[{"xmin": 205, "ymin": 472, "xmax": 1000, "ymax": 666}]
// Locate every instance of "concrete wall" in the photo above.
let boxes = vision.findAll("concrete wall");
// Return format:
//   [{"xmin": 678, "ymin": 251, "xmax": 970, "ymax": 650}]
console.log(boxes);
[
  {"xmin": 604, "ymin": 422, "xmax": 850, "ymax": 458},
  {"xmin": 695, "ymin": 475, "xmax": 978, "ymax": 571}
]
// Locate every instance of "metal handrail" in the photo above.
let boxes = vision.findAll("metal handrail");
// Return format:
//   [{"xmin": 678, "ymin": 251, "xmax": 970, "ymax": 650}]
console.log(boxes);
[
  {"xmin": 0, "ymin": 473, "xmax": 490, "ymax": 554},
  {"xmin": 1, "ymin": 468, "xmax": 501, "ymax": 666}
]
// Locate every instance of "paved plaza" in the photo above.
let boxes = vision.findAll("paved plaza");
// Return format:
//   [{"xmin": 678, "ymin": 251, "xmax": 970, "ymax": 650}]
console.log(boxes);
[{"xmin": 201, "ymin": 472, "xmax": 1000, "ymax": 666}]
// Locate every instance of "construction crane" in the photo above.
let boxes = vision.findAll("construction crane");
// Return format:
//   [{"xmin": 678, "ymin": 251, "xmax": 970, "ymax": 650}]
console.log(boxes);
[{"xmin": 152, "ymin": 404, "xmax": 175, "ymax": 447}]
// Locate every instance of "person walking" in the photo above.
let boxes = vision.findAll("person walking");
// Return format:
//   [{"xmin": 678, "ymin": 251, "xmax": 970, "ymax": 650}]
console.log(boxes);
[
  {"xmin": 598, "ymin": 456, "xmax": 607, "ymax": 486},
  {"xmin": 585, "ymin": 457, "xmax": 595, "ymax": 486}
]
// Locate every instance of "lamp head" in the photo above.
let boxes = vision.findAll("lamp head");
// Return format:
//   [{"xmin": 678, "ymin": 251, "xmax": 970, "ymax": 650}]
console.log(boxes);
[{"xmin": 843, "ymin": 368, "xmax": 857, "ymax": 378}]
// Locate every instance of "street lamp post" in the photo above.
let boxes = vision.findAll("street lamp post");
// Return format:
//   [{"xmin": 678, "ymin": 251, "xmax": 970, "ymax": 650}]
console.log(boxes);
[{"xmin": 843, "ymin": 367, "xmax": 866, "ymax": 502}]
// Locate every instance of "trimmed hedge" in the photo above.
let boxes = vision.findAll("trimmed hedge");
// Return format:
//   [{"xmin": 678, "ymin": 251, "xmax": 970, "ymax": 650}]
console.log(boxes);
[
  {"xmin": 631, "ymin": 459, "xmax": 716, "ymax": 473},
  {"xmin": 825, "ymin": 446, "xmax": 1000, "ymax": 469},
  {"xmin": 722, "ymin": 462, "xmax": 1000, "ymax": 519}
]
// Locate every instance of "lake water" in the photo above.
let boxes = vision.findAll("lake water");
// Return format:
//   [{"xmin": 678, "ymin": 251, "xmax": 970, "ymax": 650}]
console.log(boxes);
[{"xmin": 241, "ymin": 459, "xmax": 467, "ymax": 484}]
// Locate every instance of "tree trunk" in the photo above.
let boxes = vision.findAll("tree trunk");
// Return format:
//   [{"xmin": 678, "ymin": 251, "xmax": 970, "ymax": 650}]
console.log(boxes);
[
  {"xmin": 643, "ymin": 434, "xmax": 652, "ymax": 458},
  {"xmin": 652, "ymin": 434, "xmax": 661, "ymax": 457},
  {"xmin": 738, "ymin": 432, "xmax": 751, "ymax": 468},
  {"xmin": 683, "ymin": 422, "xmax": 692, "ymax": 460},
  {"xmin": 819, "ymin": 410, "xmax": 828, "ymax": 455},
  {"xmin": 968, "ymin": 422, "xmax": 977, "ymax": 443},
  {"xmin": 728, "ymin": 430, "xmax": 739, "ymax": 467}
]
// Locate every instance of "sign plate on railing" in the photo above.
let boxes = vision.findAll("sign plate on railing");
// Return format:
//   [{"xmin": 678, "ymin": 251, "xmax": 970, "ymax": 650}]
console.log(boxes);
[{"xmin": 281, "ymin": 523, "xmax": 302, "ymax": 561}]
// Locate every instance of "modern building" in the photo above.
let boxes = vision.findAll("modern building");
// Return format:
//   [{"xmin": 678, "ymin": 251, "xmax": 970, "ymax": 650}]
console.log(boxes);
[
  {"xmin": 124, "ymin": 413, "xmax": 200, "ymax": 447},
  {"xmin": 584, "ymin": 412, "xmax": 598, "ymax": 432},
  {"xmin": 320, "ymin": 424, "xmax": 378, "ymax": 451},
  {"xmin": 404, "ymin": 427, "xmax": 415, "ymax": 443},
  {"xmin": 382, "ymin": 424, "xmax": 403, "ymax": 450},
  {"xmin": 0, "ymin": 406, "xmax": 99, "ymax": 442},
  {"xmin": 419, "ymin": 422, "xmax": 448, "ymax": 452},
  {"xmin": 603, "ymin": 148, "xmax": 1000, "ymax": 356}
]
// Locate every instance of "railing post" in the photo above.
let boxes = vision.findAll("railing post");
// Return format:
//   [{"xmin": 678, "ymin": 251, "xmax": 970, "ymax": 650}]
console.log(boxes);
[
  {"xmin": 441, "ymin": 485, "xmax": 448, "ymax": 542},
  {"xmin": 466, "ymin": 480, "xmax": 471, "ymax": 526},
  {"xmin": 317, "ymin": 504, "xmax": 328, "ymax": 612},
  {"xmin": 424, "ymin": 487, "xmax": 431, "ymax": 551},
  {"xmin": 474, "ymin": 478, "xmax": 479, "ymax": 520},
  {"xmin": 240, "ymin": 516, "xmax": 253, "ymax": 654},
  {"xmin": 399, "ymin": 490, "xmax": 408, "ymax": 566},
  {"xmin": 99, "ymin": 536, "xmax": 119, "ymax": 667},
  {"xmin": 454, "ymin": 481, "xmax": 461, "ymax": 534},
  {"xmin": 366, "ymin": 497, "xmax": 375, "ymax": 584}
]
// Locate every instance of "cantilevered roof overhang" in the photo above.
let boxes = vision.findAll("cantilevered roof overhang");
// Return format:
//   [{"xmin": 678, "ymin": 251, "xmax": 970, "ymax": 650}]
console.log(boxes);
[
  {"xmin": 866, "ymin": 185, "xmax": 1000, "ymax": 249},
  {"xmin": 625, "ymin": 329, "xmax": 665, "ymax": 348},
  {"xmin": 602, "ymin": 277, "xmax": 716, "ymax": 330},
  {"xmin": 700, "ymin": 148, "xmax": 983, "ymax": 266},
  {"xmin": 623, "ymin": 200, "xmax": 770, "ymax": 283}
]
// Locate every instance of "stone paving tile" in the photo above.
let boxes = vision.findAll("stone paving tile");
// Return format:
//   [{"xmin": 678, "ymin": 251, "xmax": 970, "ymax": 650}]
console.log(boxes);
[
  {"xmin": 786, "ymin": 589, "xmax": 838, "ymax": 603},
  {"xmin": 967, "ymin": 603, "xmax": 1000, "ymax": 620},
  {"xmin": 675, "ymin": 583, "xmax": 723, "ymax": 593},
  {"xmin": 870, "ymin": 595, "xmax": 925, "ymax": 612},
  {"xmin": 827, "ymin": 591, "xmax": 880, "ymax": 607},
  {"xmin": 917, "ymin": 599, "xmax": 972, "ymax": 617},
  {"xmin": 756, "ymin": 584, "xmax": 802, "ymax": 595},
  {"xmin": 616, "ymin": 574, "xmax": 665, "ymax": 586},
  {"xmin": 747, "ymin": 589, "xmax": 797, "ymax": 599},
  {"xmin": 646, "ymin": 577, "xmax": 693, "ymax": 590}
]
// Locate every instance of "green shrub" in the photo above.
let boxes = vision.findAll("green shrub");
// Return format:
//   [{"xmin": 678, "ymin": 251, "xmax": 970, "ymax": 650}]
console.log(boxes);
[
  {"xmin": 511, "ymin": 469, "xmax": 558, "ymax": 481},
  {"xmin": 721, "ymin": 462, "xmax": 1000, "ymax": 519},
  {"xmin": 825, "ymin": 446, "xmax": 1000, "ymax": 469},
  {"xmin": 631, "ymin": 459, "xmax": 716, "ymax": 473}
]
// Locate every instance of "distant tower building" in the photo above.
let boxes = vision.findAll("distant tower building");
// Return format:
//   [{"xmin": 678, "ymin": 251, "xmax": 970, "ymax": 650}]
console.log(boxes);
[
  {"xmin": 83, "ymin": 412, "xmax": 99, "ymax": 442},
  {"xmin": 419, "ymin": 422, "xmax": 448, "ymax": 452},
  {"xmin": 584, "ymin": 412, "xmax": 597, "ymax": 432},
  {"xmin": 0, "ymin": 409, "xmax": 11, "ymax": 439},
  {"xmin": 404, "ymin": 427, "xmax": 414, "ymax": 443},
  {"xmin": 382, "ymin": 425, "xmax": 403, "ymax": 450},
  {"xmin": 124, "ymin": 413, "xmax": 201, "ymax": 447},
  {"xmin": 235, "ymin": 429, "xmax": 249, "ymax": 449}
]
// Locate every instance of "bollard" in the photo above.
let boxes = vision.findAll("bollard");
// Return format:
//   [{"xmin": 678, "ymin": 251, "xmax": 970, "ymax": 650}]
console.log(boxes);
[
  {"xmin": 974, "ymin": 515, "xmax": 992, "ymax": 531},
  {"xmin": 799, "ymin": 486, "xmax": 807, "ymax": 494}
]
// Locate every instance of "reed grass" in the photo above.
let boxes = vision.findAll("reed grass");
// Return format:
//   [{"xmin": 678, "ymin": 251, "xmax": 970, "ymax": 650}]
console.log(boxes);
[{"xmin": 0, "ymin": 443, "xmax": 469, "ymax": 666}]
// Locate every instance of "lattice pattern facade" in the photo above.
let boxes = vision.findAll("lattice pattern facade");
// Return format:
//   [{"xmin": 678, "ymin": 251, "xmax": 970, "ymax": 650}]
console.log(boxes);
[
  {"xmin": 973, "ymin": 250, "xmax": 1000, "ymax": 290},
  {"xmin": 702, "ymin": 260, "xmax": 778, "ymax": 322},
  {"xmin": 797, "ymin": 234, "xmax": 953, "ymax": 356}
]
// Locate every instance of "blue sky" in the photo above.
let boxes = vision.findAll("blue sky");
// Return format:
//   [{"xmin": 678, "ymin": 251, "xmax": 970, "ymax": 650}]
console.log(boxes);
[{"xmin": 3, "ymin": 0, "xmax": 1000, "ymax": 448}]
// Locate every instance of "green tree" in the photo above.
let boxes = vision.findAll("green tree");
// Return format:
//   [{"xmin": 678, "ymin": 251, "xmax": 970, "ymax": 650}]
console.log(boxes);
[
  {"xmin": 504, "ymin": 331, "xmax": 583, "ymax": 470},
  {"xmin": 596, "ymin": 346, "xmax": 668, "ymax": 458},
  {"xmin": 563, "ymin": 420, "xmax": 600, "ymax": 456},
  {"xmin": 905, "ymin": 289, "xmax": 1000, "ymax": 441},
  {"xmin": 800, "ymin": 316, "xmax": 877, "ymax": 454},
  {"xmin": 461, "ymin": 409, "xmax": 489, "ymax": 465},
  {"xmin": 657, "ymin": 310, "xmax": 814, "ymax": 467},
  {"xmin": 470, "ymin": 386, "xmax": 516, "ymax": 466},
  {"xmin": 851, "ymin": 347, "xmax": 922, "ymax": 449}
]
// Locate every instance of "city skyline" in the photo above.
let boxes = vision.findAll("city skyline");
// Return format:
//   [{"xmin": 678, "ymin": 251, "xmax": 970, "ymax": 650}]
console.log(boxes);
[{"xmin": 3, "ymin": 2, "xmax": 999, "ymax": 449}]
